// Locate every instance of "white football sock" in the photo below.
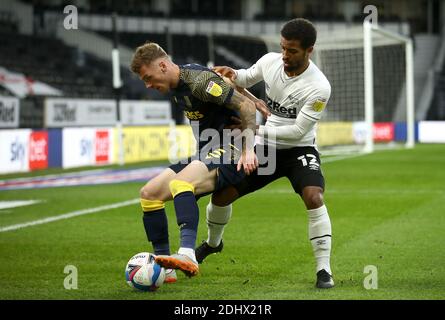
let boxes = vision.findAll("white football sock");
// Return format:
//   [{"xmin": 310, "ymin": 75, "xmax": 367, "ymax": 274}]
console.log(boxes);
[
  {"xmin": 206, "ymin": 201, "xmax": 232, "ymax": 247},
  {"xmin": 307, "ymin": 205, "xmax": 332, "ymax": 274},
  {"xmin": 178, "ymin": 247, "xmax": 197, "ymax": 263}
]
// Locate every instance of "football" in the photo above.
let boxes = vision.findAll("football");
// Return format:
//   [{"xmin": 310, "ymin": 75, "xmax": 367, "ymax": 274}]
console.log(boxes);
[{"xmin": 125, "ymin": 252, "xmax": 165, "ymax": 291}]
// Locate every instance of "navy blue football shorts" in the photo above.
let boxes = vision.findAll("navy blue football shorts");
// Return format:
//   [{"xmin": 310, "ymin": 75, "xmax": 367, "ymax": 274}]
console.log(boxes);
[{"xmin": 169, "ymin": 144, "xmax": 246, "ymax": 196}]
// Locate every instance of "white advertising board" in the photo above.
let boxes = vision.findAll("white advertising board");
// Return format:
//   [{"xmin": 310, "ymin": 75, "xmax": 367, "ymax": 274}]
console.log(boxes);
[
  {"xmin": 0, "ymin": 129, "xmax": 31, "ymax": 173},
  {"xmin": 419, "ymin": 121, "xmax": 445, "ymax": 143},
  {"xmin": 62, "ymin": 127, "xmax": 114, "ymax": 168},
  {"xmin": 45, "ymin": 98, "xmax": 116, "ymax": 127},
  {"xmin": 120, "ymin": 100, "xmax": 172, "ymax": 125},
  {"xmin": 45, "ymin": 98, "xmax": 172, "ymax": 127},
  {"xmin": 0, "ymin": 96, "xmax": 20, "ymax": 128}
]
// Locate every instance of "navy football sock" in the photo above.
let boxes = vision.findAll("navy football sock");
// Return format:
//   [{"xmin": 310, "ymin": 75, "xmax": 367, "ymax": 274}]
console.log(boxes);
[
  {"xmin": 173, "ymin": 191, "xmax": 199, "ymax": 249},
  {"xmin": 142, "ymin": 208, "xmax": 170, "ymax": 256}
]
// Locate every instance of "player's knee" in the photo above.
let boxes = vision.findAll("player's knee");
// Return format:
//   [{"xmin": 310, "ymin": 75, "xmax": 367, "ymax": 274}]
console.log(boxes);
[
  {"xmin": 169, "ymin": 179, "xmax": 195, "ymax": 198},
  {"xmin": 303, "ymin": 190, "xmax": 324, "ymax": 209},
  {"xmin": 212, "ymin": 193, "xmax": 230, "ymax": 206},
  {"xmin": 140, "ymin": 185, "xmax": 159, "ymax": 200},
  {"xmin": 139, "ymin": 186, "xmax": 147, "ymax": 199},
  {"xmin": 212, "ymin": 187, "xmax": 238, "ymax": 207},
  {"xmin": 140, "ymin": 185, "xmax": 166, "ymax": 213},
  {"xmin": 189, "ymin": 160, "xmax": 203, "ymax": 166}
]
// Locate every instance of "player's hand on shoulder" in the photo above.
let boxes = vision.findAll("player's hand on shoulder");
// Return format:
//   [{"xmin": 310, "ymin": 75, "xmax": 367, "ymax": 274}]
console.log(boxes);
[
  {"xmin": 220, "ymin": 75, "xmax": 237, "ymax": 88},
  {"xmin": 213, "ymin": 66, "xmax": 237, "ymax": 81},
  {"xmin": 237, "ymin": 149, "xmax": 259, "ymax": 176}
]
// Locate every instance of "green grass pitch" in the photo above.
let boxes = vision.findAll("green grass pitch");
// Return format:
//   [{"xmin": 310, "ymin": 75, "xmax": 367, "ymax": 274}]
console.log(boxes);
[{"xmin": 0, "ymin": 144, "xmax": 444, "ymax": 300}]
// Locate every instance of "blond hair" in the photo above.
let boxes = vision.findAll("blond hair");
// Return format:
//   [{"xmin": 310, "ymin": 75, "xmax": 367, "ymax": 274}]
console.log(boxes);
[{"xmin": 130, "ymin": 42, "xmax": 168, "ymax": 74}]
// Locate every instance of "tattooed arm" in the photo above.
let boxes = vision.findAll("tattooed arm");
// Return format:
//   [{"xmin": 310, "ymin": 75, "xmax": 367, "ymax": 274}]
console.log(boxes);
[
  {"xmin": 220, "ymin": 74, "xmax": 271, "ymax": 119},
  {"xmin": 226, "ymin": 90, "xmax": 257, "ymax": 137},
  {"xmin": 225, "ymin": 90, "xmax": 258, "ymax": 175}
]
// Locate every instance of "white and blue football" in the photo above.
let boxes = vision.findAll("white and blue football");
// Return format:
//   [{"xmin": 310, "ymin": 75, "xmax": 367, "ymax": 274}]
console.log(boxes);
[{"xmin": 125, "ymin": 252, "xmax": 165, "ymax": 292}]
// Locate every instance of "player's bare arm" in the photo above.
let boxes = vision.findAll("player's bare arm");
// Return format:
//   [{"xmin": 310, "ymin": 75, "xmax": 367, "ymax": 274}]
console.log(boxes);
[
  {"xmin": 226, "ymin": 90, "xmax": 256, "ymax": 139},
  {"xmin": 225, "ymin": 90, "xmax": 258, "ymax": 175},
  {"xmin": 219, "ymin": 73, "xmax": 270, "ymax": 119},
  {"xmin": 239, "ymin": 89, "xmax": 271, "ymax": 119}
]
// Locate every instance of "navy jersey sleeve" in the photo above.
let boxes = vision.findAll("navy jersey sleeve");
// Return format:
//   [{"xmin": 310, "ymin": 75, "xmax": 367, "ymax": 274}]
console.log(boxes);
[{"xmin": 189, "ymin": 70, "xmax": 234, "ymax": 106}]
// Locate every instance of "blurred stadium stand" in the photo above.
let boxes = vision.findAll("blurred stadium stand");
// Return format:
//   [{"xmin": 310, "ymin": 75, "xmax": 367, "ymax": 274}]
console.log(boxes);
[
  {"xmin": 428, "ymin": 65, "xmax": 445, "ymax": 120},
  {"xmin": 0, "ymin": 32, "xmax": 115, "ymax": 99},
  {"xmin": 0, "ymin": 0, "xmax": 444, "ymax": 129},
  {"xmin": 0, "ymin": 10, "xmax": 19, "ymax": 32},
  {"xmin": 98, "ymin": 32, "xmax": 210, "ymax": 66},
  {"xmin": 0, "ymin": 30, "xmax": 121, "ymax": 127}
]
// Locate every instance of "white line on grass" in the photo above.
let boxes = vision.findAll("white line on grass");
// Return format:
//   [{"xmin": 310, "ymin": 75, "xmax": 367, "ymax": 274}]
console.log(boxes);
[
  {"xmin": 0, "ymin": 198, "xmax": 139, "ymax": 233},
  {"xmin": 0, "ymin": 152, "xmax": 365, "ymax": 233},
  {"xmin": 259, "ymin": 188, "xmax": 445, "ymax": 195},
  {"xmin": 321, "ymin": 153, "xmax": 367, "ymax": 163},
  {"xmin": 0, "ymin": 200, "xmax": 42, "ymax": 210}
]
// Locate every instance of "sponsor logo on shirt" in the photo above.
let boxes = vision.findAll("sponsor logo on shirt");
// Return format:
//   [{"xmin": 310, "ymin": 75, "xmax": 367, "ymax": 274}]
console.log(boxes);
[
  {"xmin": 185, "ymin": 110, "xmax": 204, "ymax": 120},
  {"xmin": 266, "ymin": 96, "xmax": 297, "ymax": 119}
]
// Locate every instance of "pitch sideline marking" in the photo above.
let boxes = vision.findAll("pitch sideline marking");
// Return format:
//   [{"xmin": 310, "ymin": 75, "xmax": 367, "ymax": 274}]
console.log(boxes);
[
  {"xmin": 0, "ymin": 198, "xmax": 139, "ymax": 233},
  {"xmin": 321, "ymin": 153, "xmax": 367, "ymax": 163},
  {"xmin": 260, "ymin": 188, "xmax": 445, "ymax": 195},
  {"xmin": 0, "ymin": 153, "xmax": 364, "ymax": 233},
  {"xmin": 0, "ymin": 200, "xmax": 42, "ymax": 210}
]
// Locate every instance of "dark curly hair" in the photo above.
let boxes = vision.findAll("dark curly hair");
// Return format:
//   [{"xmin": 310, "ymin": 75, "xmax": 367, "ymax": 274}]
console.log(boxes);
[{"xmin": 281, "ymin": 18, "xmax": 317, "ymax": 49}]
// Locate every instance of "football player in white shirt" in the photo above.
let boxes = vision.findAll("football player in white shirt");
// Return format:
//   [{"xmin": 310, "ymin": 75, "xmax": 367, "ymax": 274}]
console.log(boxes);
[{"xmin": 195, "ymin": 18, "xmax": 335, "ymax": 289}]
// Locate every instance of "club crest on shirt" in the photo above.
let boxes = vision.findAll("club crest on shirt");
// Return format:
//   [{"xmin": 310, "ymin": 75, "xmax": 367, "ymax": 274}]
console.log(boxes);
[
  {"xmin": 312, "ymin": 99, "xmax": 327, "ymax": 112},
  {"xmin": 206, "ymin": 81, "xmax": 222, "ymax": 97},
  {"xmin": 288, "ymin": 93, "xmax": 297, "ymax": 101}
]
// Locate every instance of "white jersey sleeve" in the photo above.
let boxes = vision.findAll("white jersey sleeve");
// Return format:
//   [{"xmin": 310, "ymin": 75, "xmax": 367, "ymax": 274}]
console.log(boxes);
[
  {"xmin": 234, "ymin": 53, "xmax": 276, "ymax": 88},
  {"xmin": 258, "ymin": 112, "xmax": 314, "ymax": 141}
]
